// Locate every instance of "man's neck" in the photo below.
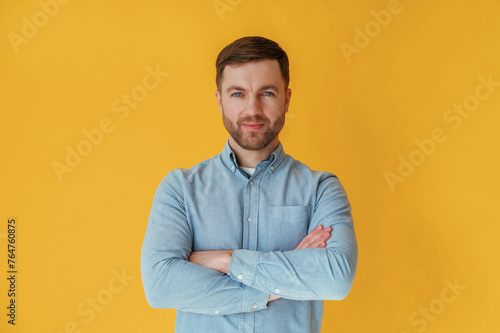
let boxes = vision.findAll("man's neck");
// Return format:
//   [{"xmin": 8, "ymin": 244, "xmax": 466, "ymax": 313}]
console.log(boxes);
[{"xmin": 228, "ymin": 137, "xmax": 279, "ymax": 168}]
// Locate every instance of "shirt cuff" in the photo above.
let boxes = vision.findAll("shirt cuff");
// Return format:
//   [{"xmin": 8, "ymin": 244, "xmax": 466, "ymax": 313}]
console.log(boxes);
[
  {"xmin": 228, "ymin": 249, "xmax": 259, "ymax": 286},
  {"xmin": 179, "ymin": 284, "xmax": 268, "ymax": 316},
  {"xmin": 240, "ymin": 285, "xmax": 269, "ymax": 313}
]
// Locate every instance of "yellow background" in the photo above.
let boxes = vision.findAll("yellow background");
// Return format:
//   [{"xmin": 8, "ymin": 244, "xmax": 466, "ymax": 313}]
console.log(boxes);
[{"xmin": 1, "ymin": 0, "xmax": 499, "ymax": 332}]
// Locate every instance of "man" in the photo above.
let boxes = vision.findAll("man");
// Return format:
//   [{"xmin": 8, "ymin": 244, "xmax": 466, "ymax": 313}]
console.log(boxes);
[{"xmin": 141, "ymin": 36, "xmax": 358, "ymax": 333}]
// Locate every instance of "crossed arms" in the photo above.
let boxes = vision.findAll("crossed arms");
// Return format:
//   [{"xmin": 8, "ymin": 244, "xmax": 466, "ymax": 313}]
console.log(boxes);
[
  {"xmin": 188, "ymin": 225, "xmax": 333, "ymax": 302},
  {"xmin": 141, "ymin": 171, "xmax": 358, "ymax": 315}
]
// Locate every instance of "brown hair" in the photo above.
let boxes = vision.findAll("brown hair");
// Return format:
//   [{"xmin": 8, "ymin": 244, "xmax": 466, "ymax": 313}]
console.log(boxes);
[{"xmin": 215, "ymin": 36, "xmax": 290, "ymax": 91}]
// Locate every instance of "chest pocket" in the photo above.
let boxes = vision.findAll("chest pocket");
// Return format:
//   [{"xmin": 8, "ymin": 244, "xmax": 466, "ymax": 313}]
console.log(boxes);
[{"xmin": 265, "ymin": 206, "xmax": 311, "ymax": 251}]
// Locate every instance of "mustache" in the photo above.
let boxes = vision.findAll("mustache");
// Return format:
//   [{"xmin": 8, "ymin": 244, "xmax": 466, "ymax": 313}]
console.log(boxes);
[{"xmin": 237, "ymin": 115, "xmax": 270, "ymax": 125}]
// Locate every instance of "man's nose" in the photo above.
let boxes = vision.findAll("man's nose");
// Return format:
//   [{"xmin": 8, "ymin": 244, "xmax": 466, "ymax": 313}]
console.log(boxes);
[{"xmin": 245, "ymin": 95, "xmax": 263, "ymax": 117}]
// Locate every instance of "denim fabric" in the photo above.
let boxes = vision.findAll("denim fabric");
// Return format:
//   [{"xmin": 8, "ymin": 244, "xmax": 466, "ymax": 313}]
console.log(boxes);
[{"xmin": 141, "ymin": 141, "xmax": 358, "ymax": 333}]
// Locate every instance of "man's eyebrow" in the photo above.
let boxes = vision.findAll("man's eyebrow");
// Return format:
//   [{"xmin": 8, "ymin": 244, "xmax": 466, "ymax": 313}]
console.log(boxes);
[
  {"xmin": 225, "ymin": 85, "xmax": 247, "ymax": 93},
  {"xmin": 259, "ymin": 85, "xmax": 279, "ymax": 92},
  {"xmin": 225, "ymin": 85, "xmax": 280, "ymax": 93}
]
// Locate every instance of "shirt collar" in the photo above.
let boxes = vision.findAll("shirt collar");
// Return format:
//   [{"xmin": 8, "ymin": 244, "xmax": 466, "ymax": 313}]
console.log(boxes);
[{"xmin": 221, "ymin": 140, "xmax": 286, "ymax": 174}]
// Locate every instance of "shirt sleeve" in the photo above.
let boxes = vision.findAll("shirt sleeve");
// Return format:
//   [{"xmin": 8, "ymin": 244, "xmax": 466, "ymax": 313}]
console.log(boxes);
[
  {"xmin": 140, "ymin": 170, "xmax": 270, "ymax": 315},
  {"xmin": 227, "ymin": 174, "xmax": 358, "ymax": 301}
]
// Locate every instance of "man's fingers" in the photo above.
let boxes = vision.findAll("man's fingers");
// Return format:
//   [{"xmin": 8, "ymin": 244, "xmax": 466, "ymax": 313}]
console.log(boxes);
[
  {"xmin": 296, "ymin": 228, "xmax": 322, "ymax": 249},
  {"xmin": 294, "ymin": 225, "xmax": 332, "ymax": 250}
]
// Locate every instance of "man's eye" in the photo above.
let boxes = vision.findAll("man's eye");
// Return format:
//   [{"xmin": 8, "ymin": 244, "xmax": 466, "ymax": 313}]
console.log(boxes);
[
  {"xmin": 263, "ymin": 91, "xmax": 274, "ymax": 96},
  {"xmin": 232, "ymin": 92, "xmax": 243, "ymax": 97}
]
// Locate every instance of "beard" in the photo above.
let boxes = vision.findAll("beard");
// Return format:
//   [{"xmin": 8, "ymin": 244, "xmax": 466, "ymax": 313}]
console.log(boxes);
[{"xmin": 222, "ymin": 111, "xmax": 286, "ymax": 151}]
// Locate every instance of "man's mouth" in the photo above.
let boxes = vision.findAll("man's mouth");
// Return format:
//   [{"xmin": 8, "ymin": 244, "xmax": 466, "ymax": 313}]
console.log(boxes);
[{"xmin": 242, "ymin": 122, "xmax": 265, "ymax": 131}]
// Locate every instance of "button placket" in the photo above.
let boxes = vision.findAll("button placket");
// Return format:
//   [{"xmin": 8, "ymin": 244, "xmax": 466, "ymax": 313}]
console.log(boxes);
[{"xmin": 244, "ymin": 168, "xmax": 260, "ymax": 252}]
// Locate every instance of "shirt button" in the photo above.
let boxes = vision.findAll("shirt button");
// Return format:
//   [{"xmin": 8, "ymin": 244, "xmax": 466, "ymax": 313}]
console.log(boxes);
[
  {"xmin": 247, "ymin": 217, "xmax": 253, "ymax": 223},
  {"xmin": 215, "ymin": 310, "xmax": 220, "ymax": 314},
  {"xmin": 249, "ymin": 180, "xmax": 254, "ymax": 186},
  {"xmin": 275, "ymin": 289, "xmax": 280, "ymax": 294},
  {"xmin": 252, "ymin": 304, "xmax": 258, "ymax": 310},
  {"xmin": 231, "ymin": 166, "xmax": 235, "ymax": 171},
  {"xmin": 237, "ymin": 274, "xmax": 243, "ymax": 280},
  {"xmin": 270, "ymin": 165, "xmax": 275, "ymax": 171}
]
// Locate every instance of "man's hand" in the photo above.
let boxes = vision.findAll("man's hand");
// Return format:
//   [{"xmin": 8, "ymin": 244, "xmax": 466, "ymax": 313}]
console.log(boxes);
[
  {"xmin": 188, "ymin": 250, "xmax": 233, "ymax": 274},
  {"xmin": 268, "ymin": 225, "xmax": 332, "ymax": 303},
  {"xmin": 294, "ymin": 225, "xmax": 332, "ymax": 250}
]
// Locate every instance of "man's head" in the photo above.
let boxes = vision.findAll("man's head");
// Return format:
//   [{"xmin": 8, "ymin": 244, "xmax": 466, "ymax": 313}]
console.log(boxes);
[
  {"xmin": 215, "ymin": 36, "xmax": 291, "ymax": 152},
  {"xmin": 215, "ymin": 36, "xmax": 290, "ymax": 92}
]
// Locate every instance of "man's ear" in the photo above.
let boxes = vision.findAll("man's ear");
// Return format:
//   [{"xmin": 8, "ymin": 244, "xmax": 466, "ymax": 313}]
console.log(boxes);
[
  {"xmin": 284, "ymin": 88, "xmax": 292, "ymax": 113},
  {"xmin": 215, "ymin": 90, "xmax": 223, "ymax": 114}
]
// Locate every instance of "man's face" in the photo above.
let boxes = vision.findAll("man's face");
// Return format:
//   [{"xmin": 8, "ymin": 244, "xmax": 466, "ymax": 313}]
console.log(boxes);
[{"xmin": 215, "ymin": 59, "xmax": 291, "ymax": 151}]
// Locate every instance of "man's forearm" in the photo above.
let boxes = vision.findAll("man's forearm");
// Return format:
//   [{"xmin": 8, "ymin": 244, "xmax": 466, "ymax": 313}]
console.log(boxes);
[{"xmin": 188, "ymin": 250, "xmax": 233, "ymax": 274}]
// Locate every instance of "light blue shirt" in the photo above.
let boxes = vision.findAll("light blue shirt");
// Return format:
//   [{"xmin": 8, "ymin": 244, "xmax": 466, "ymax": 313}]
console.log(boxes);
[{"xmin": 141, "ymin": 141, "xmax": 358, "ymax": 333}]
